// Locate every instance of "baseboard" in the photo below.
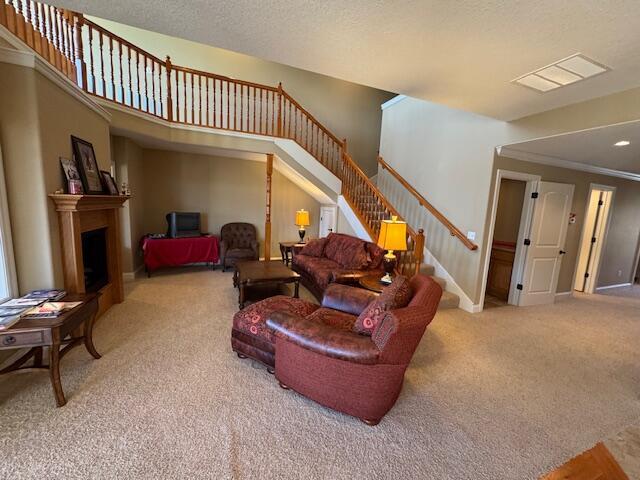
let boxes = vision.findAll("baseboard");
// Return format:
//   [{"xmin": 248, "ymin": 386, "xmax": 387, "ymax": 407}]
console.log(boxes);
[
  {"xmin": 556, "ymin": 291, "xmax": 573, "ymax": 298},
  {"xmin": 123, "ymin": 264, "xmax": 144, "ymax": 281},
  {"xmin": 596, "ymin": 282, "xmax": 632, "ymax": 291}
]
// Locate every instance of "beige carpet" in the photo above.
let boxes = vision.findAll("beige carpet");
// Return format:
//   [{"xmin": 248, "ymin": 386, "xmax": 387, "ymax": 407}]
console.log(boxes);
[{"xmin": 1, "ymin": 268, "xmax": 639, "ymax": 479}]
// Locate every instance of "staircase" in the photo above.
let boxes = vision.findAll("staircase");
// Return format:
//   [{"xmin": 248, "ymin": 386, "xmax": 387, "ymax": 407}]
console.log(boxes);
[{"xmin": 0, "ymin": 0, "xmax": 471, "ymax": 309}]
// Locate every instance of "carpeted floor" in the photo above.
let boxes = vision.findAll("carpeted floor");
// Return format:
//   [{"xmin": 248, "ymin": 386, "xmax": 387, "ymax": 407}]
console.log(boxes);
[{"xmin": 1, "ymin": 268, "xmax": 639, "ymax": 479}]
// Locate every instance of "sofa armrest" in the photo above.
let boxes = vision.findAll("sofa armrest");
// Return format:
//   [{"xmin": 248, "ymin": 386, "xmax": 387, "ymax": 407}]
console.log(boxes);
[
  {"xmin": 267, "ymin": 311, "xmax": 380, "ymax": 365},
  {"xmin": 321, "ymin": 283, "xmax": 378, "ymax": 316},
  {"xmin": 250, "ymin": 239, "xmax": 259, "ymax": 255},
  {"xmin": 220, "ymin": 240, "xmax": 228, "ymax": 257}
]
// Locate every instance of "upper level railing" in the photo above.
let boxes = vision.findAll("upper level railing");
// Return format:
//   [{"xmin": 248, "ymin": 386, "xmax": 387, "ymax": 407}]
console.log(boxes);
[
  {"xmin": 378, "ymin": 156, "xmax": 478, "ymax": 251},
  {"xmin": 0, "ymin": 1, "xmax": 426, "ymax": 274},
  {"xmin": 1, "ymin": 0, "xmax": 78, "ymax": 80}
]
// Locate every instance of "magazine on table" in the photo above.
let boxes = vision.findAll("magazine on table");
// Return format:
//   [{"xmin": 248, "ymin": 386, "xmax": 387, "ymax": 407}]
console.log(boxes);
[
  {"xmin": 1, "ymin": 298, "xmax": 45, "ymax": 309},
  {"xmin": 0, "ymin": 311, "xmax": 23, "ymax": 330},
  {"xmin": 23, "ymin": 289, "xmax": 66, "ymax": 301},
  {"xmin": 22, "ymin": 302, "xmax": 82, "ymax": 319}
]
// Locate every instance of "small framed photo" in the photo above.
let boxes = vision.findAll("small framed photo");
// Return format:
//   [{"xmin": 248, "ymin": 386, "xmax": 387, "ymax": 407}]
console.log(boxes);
[
  {"xmin": 71, "ymin": 136, "xmax": 103, "ymax": 194},
  {"xmin": 100, "ymin": 171, "xmax": 119, "ymax": 195},
  {"xmin": 59, "ymin": 157, "xmax": 84, "ymax": 194}
]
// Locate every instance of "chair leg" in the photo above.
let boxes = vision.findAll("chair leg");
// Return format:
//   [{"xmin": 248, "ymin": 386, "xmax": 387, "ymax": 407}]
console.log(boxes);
[
  {"xmin": 267, "ymin": 367, "xmax": 275, "ymax": 375},
  {"xmin": 237, "ymin": 352, "xmax": 247, "ymax": 359},
  {"xmin": 361, "ymin": 418, "xmax": 380, "ymax": 426},
  {"xmin": 278, "ymin": 382, "xmax": 289, "ymax": 390}
]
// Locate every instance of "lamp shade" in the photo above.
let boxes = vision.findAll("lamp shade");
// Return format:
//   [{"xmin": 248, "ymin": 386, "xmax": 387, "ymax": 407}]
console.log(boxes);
[
  {"xmin": 377, "ymin": 216, "xmax": 407, "ymax": 251},
  {"xmin": 295, "ymin": 209, "xmax": 310, "ymax": 227}
]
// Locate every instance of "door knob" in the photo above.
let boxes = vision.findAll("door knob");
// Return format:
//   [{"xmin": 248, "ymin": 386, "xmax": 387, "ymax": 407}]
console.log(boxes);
[{"xmin": 559, "ymin": 250, "xmax": 566, "ymax": 255}]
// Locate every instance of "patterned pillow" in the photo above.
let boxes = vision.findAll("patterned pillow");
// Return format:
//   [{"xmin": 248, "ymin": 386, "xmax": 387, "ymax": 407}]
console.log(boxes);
[
  {"xmin": 299, "ymin": 237, "xmax": 327, "ymax": 257},
  {"xmin": 324, "ymin": 233, "xmax": 368, "ymax": 269},
  {"xmin": 353, "ymin": 276, "xmax": 412, "ymax": 335}
]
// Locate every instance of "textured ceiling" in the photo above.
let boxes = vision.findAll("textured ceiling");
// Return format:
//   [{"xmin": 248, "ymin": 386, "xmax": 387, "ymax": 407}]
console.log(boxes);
[
  {"xmin": 504, "ymin": 120, "xmax": 640, "ymax": 174},
  {"xmin": 56, "ymin": 0, "xmax": 640, "ymax": 120}
]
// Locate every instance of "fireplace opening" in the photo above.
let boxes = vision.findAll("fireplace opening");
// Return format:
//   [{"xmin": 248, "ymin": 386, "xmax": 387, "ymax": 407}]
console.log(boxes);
[{"xmin": 82, "ymin": 228, "xmax": 108, "ymax": 293}]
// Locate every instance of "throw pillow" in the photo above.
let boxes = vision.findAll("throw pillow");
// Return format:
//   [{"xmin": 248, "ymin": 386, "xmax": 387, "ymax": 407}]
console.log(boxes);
[
  {"xmin": 299, "ymin": 237, "xmax": 327, "ymax": 257},
  {"xmin": 353, "ymin": 275, "xmax": 412, "ymax": 335},
  {"xmin": 324, "ymin": 233, "xmax": 368, "ymax": 269}
]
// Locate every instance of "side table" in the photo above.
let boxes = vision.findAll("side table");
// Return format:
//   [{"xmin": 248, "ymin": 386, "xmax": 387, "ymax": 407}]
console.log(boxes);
[
  {"xmin": 0, "ymin": 293, "xmax": 100, "ymax": 407},
  {"xmin": 358, "ymin": 273, "xmax": 389, "ymax": 294},
  {"xmin": 279, "ymin": 241, "xmax": 305, "ymax": 266}
]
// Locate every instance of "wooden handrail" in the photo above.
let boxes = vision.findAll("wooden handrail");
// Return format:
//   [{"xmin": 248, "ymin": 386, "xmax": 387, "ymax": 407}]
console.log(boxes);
[
  {"xmin": 281, "ymin": 90, "xmax": 344, "ymax": 148},
  {"xmin": 378, "ymin": 156, "xmax": 478, "ymax": 251},
  {"xmin": 172, "ymin": 64, "xmax": 279, "ymax": 92},
  {"xmin": 342, "ymin": 153, "xmax": 417, "ymax": 238},
  {"xmin": 83, "ymin": 17, "xmax": 165, "ymax": 64}
]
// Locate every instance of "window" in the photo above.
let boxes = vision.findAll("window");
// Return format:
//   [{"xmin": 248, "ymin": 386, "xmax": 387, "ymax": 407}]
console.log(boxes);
[{"xmin": 0, "ymin": 147, "xmax": 17, "ymax": 303}]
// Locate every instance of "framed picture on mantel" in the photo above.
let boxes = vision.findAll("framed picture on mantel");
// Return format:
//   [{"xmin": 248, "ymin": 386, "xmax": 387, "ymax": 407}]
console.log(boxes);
[{"xmin": 71, "ymin": 136, "xmax": 103, "ymax": 194}]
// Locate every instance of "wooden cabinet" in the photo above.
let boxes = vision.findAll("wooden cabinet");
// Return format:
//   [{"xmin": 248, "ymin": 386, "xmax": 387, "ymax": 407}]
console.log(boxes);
[{"xmin": 486, "ymin": 245, "xmax": 516, "ymax": 301}]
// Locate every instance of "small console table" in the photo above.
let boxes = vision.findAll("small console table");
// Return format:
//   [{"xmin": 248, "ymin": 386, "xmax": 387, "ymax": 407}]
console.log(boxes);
[
  {"xmin": 0, "ymin": 294, "xmax": 100, "ymax": 407},
  {"xmin": 142, "ymin": 235, "xmax": 220, "ymax": 276}
]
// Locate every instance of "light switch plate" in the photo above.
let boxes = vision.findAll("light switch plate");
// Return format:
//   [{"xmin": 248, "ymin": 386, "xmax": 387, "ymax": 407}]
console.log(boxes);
[{"xmin": 467, "ymin": 231, "xmax": 476, "ymax": 241}]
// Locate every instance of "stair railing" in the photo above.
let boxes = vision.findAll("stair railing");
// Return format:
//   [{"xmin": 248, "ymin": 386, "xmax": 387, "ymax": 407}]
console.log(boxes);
[
  {"xmin": 1, "ymin": 4, "xmax": 425, "ymax": 273},
  {"xmin": 341, "ymin": 152, "xmax": 424, "ymax": 275},
  {"xmin": 378, "ymin": 156, "xmax": 478, "ymax": 251}
]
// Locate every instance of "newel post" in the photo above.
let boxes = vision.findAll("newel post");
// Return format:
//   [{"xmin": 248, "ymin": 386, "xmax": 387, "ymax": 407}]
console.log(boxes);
[
  {"xmin": 276, "ymin": 82, "xmax": 283, "ymax": 137},
  {"xmin": 73, "ymin": 12, "xmax": 87, "ymax": 89},
  {"xmin": 264, "ymin": 153, "xmax": 274, "ymax": 260},
  {"xmin": 165, "ymin": 56, "xmax": 173, "ymax": 121},
  {"xmin": 415, "ymin": 228, "xmax": 425, "ymax": 274}
]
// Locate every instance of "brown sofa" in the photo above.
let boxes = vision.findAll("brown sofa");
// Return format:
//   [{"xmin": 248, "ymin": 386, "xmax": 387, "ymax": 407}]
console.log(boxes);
[{"xmin": 292, "ymin": 232, "xmax": 384, "ymax": 300}]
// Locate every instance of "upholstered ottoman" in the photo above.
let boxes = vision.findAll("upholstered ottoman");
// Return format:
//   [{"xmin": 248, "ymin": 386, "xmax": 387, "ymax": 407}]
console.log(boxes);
[{"xmin": 231, "ymin": 295, "xmax": 319, "ymax": 369}]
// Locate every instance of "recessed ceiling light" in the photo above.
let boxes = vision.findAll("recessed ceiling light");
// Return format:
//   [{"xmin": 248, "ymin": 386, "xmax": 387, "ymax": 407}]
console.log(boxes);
[
  {"xmin": 614, "ymin": 140, "xmax": 630, "ymax": 147},
  {"xmin": 513, "ymin": 54, "xmax": 610, "ymax": 93}
]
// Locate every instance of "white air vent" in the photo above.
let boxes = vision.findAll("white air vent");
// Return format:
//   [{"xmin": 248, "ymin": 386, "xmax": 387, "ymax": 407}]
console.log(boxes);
[{"xmin": 513, "ymin": 54, "xmax": 610, "ymax": 93}]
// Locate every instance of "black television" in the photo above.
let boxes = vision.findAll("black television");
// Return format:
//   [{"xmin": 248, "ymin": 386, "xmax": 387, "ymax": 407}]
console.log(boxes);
[{"xmin": 166, "ymin": 212, "xmax": 201, "ymax": 238}]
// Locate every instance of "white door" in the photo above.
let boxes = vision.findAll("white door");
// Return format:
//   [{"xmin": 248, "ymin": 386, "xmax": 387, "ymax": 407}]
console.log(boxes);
[
  {"xmin": 518, "ymin": 182, "xmax": 574, "ymax": 306},
  {"xmin": 319, "ymin": 205, "xmax": 337, "ymax": 238}
]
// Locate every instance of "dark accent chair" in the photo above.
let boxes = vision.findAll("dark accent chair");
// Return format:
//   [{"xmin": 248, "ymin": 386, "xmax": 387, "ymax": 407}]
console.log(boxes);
[
  {"xmin": 266, "ymin": 274, "xmax": 442, "ymax": 425},
  {"xmin": 220, "ymin": 223, "xmax": 259, "ymax": 271},
  {"xmin": 292, "ymin": 232, "xmax": 384, "ymax": 300}
]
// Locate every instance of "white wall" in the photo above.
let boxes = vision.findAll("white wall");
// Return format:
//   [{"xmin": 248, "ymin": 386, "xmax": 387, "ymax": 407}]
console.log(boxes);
[{"xmin": 379, "ymin": 89, "xmax": 640, "ymax": 305}]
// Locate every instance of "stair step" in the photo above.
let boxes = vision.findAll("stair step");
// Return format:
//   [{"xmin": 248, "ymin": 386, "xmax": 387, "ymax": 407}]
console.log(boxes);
[
  {"xmin": 438, "ymin": 291, "xmax": 459, "ymax": 310},
  {"xmin": 431, "ymin": 276, "xmax": 446, "ymax": 289},
  {"xmin": 420, "ymin": 264, "xmax": 435, "ymax": 276}
]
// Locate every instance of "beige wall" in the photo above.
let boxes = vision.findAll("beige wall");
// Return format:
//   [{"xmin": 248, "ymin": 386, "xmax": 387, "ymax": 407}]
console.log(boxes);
[
  {"xmin": 493, "ymin": 179, "xmax": 525, "ymax": 244},
  {"xmin": 113, "ymin": 136, "xmax": 145, "ymax": 271},
  {"xmin": 114, "ymin": 146, "xmax": 321, "ymax": 272},
  {"xmin": 380, "ymin": 89, "xmax": 640, "ymax": 304},
  {"xmin": 0, "ymin": 62, "xmax": 111, "ymax": 293},
  {"xmin": 91, "ymin": 17, "xmax": 394, "ymax": 176},
  {"xmin": 494, "ymin": 156, "xmax": 640, "ymax": 292}
]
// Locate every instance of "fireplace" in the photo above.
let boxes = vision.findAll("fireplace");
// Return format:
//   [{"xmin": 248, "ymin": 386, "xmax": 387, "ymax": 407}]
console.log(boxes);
[
  {"xmin": 82, "ymin": 228, "xmax": 108, "ymax": 293},
  {"xmin": 49, "ymin": 194, "xmax": 129, "ymax": 317}
]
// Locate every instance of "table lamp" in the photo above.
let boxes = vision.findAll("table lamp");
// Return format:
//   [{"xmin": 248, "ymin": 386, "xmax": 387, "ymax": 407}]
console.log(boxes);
[
  {"xmin": 377, "ymin": 215, "xmax": 407, "ymax": 284},
  {"xmin": 295, "ymin": 209, "xmax": 310, "ymax": 242}
]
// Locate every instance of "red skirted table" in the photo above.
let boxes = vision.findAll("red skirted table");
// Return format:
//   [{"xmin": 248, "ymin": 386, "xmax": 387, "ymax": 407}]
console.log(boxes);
[{"xmin": 142, "ymin": 235, "xmax": 219, "ymax": 276}]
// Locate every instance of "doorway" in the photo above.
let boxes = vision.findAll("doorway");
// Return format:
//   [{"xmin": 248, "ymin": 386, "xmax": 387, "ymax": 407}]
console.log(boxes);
[
  {"xmin": 574, "ymin": 184, "xmax": 615, "ymax": 294},
  {"xmin": 485, "ymin": 178, "xmax": 527, "ymax": 308}
]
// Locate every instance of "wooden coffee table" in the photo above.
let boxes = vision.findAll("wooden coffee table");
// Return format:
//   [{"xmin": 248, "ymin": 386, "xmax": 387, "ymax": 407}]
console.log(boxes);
[
  {"xmin": 234, "ymin": 260, "xmax": 300, "ymax": 308},
  {"xmin": 0, "ymin": 293, "xmax": 100, "ymax": 407}
]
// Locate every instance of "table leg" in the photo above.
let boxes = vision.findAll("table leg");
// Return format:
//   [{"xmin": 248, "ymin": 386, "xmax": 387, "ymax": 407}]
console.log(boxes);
[
  {"xmin": 239, "ymin": 282, "xmax": 245, "ymax": 309},
  {"xmin": 84, "ymin": 313, "xmax": 101, "ymax": 360},
  {"xmin": 280, "ymin": 244, "xmax": 285, "ymax": 264},
  {"xmin": 33, "ymin": 346, "xmax": 43, "ymax": 367},
  {"xmin": 49, "ymin": 344, "xmax": 66, "ymax": 407},
  {"xmin": 294, "ymin": 279, "xmax": 299, "ymax": 299}
]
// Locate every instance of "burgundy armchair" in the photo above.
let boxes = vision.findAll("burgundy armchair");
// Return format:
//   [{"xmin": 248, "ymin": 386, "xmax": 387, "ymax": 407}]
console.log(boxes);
[
  {"xmin": 266, "ymin": 274, "xmax": 442, "ymax": 425},
  {"xmin": 220, "ymin": 222, "xmax": 259, "ymax": 271}
]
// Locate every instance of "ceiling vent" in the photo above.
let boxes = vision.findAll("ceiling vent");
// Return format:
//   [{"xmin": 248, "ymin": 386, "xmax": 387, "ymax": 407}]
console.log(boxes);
[{"xmin": 513, "ymin": 54, "xmax": 610, "ymax": 93}]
